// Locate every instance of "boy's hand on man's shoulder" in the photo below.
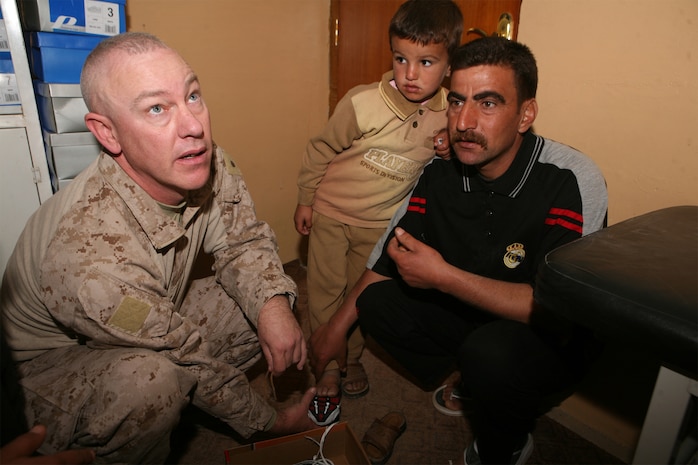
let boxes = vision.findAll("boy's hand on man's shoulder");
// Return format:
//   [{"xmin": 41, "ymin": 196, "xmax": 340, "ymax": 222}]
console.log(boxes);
[{"xmin": 434, "ymin": 129, "xmax": 451, "ymax": 160}]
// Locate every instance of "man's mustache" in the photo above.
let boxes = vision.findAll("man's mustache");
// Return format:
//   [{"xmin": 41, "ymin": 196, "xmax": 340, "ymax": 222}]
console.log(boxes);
[{"xmin": 451, "ymin": 130, "xmax": 487, "ymax": 149}]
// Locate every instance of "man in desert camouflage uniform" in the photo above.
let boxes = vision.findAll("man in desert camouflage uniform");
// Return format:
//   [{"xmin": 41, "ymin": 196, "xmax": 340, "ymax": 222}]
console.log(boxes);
[{"xmin": 0, "ymin": 32, "xmax": 315, "ymax": 463}]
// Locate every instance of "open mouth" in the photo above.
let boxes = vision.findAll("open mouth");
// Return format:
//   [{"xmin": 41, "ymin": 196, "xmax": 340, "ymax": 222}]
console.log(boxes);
[{"xmin": 179, "ymin": 148, "xmax": 207, "ymax": 160}]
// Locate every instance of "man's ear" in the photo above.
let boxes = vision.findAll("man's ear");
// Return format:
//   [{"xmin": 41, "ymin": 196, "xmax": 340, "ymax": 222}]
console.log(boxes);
[
  {"xmin": 85, "ymin": 112, "xmax": 121, "ymax": 155},
  {"xmin": 518, "ymin": 98, "xmax": 538, "ymax": 133}
]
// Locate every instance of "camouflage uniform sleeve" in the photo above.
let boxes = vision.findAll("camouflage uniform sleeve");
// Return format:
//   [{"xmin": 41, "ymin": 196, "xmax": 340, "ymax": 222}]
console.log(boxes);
[{"xmin": 207, "ymin": 147, "xmax": 298, "ymax": 326}]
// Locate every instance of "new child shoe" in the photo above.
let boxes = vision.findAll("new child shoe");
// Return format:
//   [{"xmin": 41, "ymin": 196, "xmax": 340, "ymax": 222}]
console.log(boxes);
[{"xmin": 308, "ymin": 394, "xmax": 341, "ymax": 426}]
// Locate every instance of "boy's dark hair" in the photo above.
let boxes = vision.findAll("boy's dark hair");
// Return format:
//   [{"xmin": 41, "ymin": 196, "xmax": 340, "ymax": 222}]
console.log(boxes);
[
  {"xmin": 451, "ymin": 37, "xmax": 538, "ymax": 106},
  {"xmin": 389, "ymin": 0, "xmax": 463, "ymax": 57}
]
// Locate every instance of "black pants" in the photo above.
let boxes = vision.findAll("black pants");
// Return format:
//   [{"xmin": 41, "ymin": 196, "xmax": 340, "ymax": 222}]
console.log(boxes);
[{"xmin": 357, "ymin": 279, "xmax": 592, "ymax": 464}]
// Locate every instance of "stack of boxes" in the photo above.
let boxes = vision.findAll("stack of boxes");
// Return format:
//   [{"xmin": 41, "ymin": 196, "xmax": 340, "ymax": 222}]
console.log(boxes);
[
  {"xmin": 18, "ymin": 0, "xmax": 126, "ymax": 192},
  {"xmin": 0, "ymin": 8, "xmax": 21, "ymax": 112}
]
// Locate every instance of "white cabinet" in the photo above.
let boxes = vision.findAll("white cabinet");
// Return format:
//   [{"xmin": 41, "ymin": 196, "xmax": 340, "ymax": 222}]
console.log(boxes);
[
  {"xmin": 0, "ymin": 0, "xmax": 52, "ymax": 276},
  {"xmin": 0, "ymin": 127, "xmax": 41, "ymax": 272}
]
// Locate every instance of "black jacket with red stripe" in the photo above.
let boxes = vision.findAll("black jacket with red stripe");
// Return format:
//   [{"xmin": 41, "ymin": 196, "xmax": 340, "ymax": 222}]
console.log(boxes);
[{"xmin": 372, "ymin": 131, "xmax": 608, "ymax": 286}]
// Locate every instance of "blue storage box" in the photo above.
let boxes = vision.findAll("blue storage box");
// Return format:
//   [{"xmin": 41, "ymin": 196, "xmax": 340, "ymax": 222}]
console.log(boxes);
[
  {"xmin": 0, "ymin": 51, "xmax": 13, "ymax": 73},
  {"xmin": 29, "ymin": 31, "xmax": 104, "ymax": 83},
  {"xmin": 19, "ymin": 0, "xmax": 126, "ymax": 37}
]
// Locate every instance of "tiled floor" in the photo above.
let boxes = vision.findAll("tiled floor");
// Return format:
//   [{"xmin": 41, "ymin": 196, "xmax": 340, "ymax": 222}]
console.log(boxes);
[{"xmin": 168, "ymin": 260, "xmax": 626, "ymax": 465}]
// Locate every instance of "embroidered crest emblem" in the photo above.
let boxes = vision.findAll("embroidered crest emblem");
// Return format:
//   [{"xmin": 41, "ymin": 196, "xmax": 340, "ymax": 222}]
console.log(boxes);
[{"xmin": 503, "ymin": 243, "xmax": 525, "ymax": 269}]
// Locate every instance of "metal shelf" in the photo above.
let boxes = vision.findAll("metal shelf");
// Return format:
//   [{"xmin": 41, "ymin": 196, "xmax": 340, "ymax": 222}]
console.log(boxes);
[
  {"xmin": 0, "ymin": 0, "xmax": 53, "ymax": 276},
  {"xmin": 0, "ymin": 0, "xmax": 52, "ymax": 203}
]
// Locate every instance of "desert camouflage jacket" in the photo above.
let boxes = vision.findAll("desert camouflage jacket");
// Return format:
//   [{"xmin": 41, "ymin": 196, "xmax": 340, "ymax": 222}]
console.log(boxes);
[{"xmin": 1, "ymin": 145, "xmax": 297, "ymax": 436}]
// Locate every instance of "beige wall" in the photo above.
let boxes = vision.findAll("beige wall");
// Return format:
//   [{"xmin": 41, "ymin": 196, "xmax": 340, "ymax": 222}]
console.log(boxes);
[
  {"xmin": 126, "ymin": 0, "xmax": 331, "ymax": 264},
  {"xmin": 519, "ymin": 0, "xmax": 698, "ymax": 226},
  {"xmin": 126, "ymin": 1, "xmax": 696, "ymax": 460}
]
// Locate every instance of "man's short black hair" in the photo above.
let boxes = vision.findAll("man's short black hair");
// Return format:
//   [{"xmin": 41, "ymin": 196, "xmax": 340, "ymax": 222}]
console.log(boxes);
[{"xmin": 451, "ymin": 37, "xmax": 538, "ymax": 105}]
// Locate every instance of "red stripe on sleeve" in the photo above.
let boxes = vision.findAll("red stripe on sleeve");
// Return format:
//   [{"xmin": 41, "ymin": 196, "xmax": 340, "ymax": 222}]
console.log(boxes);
[
  {"xmin": 407, "ymin": 196, "xmax": 427, "ymax": 214},
  {"xmin": 548, "ymin": 207, "xmax": 583, "ymax": 223},
  {"xmin": 545, "ymin": 217, "xmax": 583, "ymax": 234}
]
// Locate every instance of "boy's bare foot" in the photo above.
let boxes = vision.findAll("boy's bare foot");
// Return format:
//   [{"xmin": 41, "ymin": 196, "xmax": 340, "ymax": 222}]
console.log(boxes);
[{"xmin": 316, "ymin": 368, "xmax": 341, "ymax": 397}]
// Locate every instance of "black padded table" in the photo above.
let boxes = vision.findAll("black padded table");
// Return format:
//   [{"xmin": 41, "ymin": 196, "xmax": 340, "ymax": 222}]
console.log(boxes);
[{"xmin": 535, "ymin": 206, "xmax": 698, "ymax": 464}]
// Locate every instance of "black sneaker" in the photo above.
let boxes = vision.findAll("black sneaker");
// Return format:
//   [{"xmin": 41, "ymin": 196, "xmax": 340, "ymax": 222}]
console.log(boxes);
[{"xmin": 464, "ymin": 434, "xmax": 533, "ymax": 465}]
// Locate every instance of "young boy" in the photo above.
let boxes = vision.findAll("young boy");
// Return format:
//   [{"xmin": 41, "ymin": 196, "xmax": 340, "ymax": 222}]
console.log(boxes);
[{"xmin": 295, "ymin": 0, "xmax": 463, "ymax": 424}]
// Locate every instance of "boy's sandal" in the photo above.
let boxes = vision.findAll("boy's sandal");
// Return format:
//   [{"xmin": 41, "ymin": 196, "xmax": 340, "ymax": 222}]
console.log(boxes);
[
  {"xmin": 341, "ymin": 360, "xmax": 370, "ymax": 398},
  {"xmin": 361, "ymin": 411, "xmax": 407, "ymax": 465},
  {"xmin": 432, "ymin": 384, "xmax": 466, "ymax": 417},
  {"xmin": 308, "ymin": 394, "xmax": 341, "ymax": 426}
]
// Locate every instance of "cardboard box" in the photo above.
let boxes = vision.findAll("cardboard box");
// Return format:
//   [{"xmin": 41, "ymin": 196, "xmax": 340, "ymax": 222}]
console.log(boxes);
[
  {"xmin": 55, "ymin": 178, "xmax": 72, "ymax": 190},
  {"xmin": 0, "ymin": 17, "xmax": 9, "ymax": 51},
  {"xmin": 35, "ymin": 81, "xmax": 88, "ymax": 132},
  {"xmin": 0, "ymin": 72, "xmax": 20, "ymax": 107},
  {"xmin": 225, "ymin": 422, "xmax": 370, "ymax": 465},
  {"xmin": 0, "ymin": 52, "xmax": 20, "ymax": 108},
  {"xmin": 0, "ymin": 14, "xmax": 19, "ymax": 111},
  {"xmin": 19, "ymin": 0, "xmax": 126, "ymax": 37},
  {"xmin": 28, "ymin": 31, "xmax": 104, "ymax": 83},
  {"xmin": 43, "ymin": 129, "xmax": 99, "ymax": 192}
]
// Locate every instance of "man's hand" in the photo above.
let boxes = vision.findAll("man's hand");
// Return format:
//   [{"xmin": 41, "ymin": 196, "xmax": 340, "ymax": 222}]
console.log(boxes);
[
  {"xmin": 388, "ymin": 227, "xmax": 536, "ymax": 322},
  {"xmin": 308, "ymin": 322, "xmax": 348, "ymax": 380},
  {"xmin": 0, "ymin": 425, "xmax": 95, "ymax": 465},
  {"xmin": 257, "ymin": 296, "xmax": 307, "ymax": 376},
  {"xmin": 267, "ymin": 387, "xmax": 317, "ymax": 435},
  {"xmin": 387, "ymin": 227, "xmax": 448, "ymax": 290},
  {"xmin": 293, "ymin": 205, "xmax": 313, "ymax": 235}
]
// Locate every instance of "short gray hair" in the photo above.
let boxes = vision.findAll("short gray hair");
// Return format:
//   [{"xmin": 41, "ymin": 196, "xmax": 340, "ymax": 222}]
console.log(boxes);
[{"xmin": 80, "ymin": 32, "xmax": 170, "ymax": 111}]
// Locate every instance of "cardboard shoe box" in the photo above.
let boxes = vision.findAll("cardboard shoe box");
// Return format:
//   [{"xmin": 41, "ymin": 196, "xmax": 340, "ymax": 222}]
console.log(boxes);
[
  {"xmin": 0, "ymin": 52, "xmax": 20, "ymax": 111},
  {"xmin": 0, "ymin": 15, "xmax": 22, "ymax": 110},
  {"xmin": 28, "ymin": 31, "xmax": 104, "ymax": 83},
  {"xmin": 0, "ymin": 12, "xmax": 9, "ymax": 50},
  {"xmin": 43, "ymin": 129, "xmax": 100, "ymax": 192},
  {"xmin": 0, "ymin": 20, "xmax": 20, "ymax": 111},
  {"xmin": 225, "ymin": 422, "xmax": 370, "ymax": 465},
  {"xmin": 19, "ymin": 0, "xmax": 126, "ymax": 37},
  {"xmin": 35, "ymin": 81, "xmax": 88, "ymax": 132}
]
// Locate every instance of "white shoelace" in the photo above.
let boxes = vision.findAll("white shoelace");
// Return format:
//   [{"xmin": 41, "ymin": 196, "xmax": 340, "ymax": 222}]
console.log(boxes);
[{"xmin": 293, "ymin": 422, "xmax": 338, "ymax": 465}]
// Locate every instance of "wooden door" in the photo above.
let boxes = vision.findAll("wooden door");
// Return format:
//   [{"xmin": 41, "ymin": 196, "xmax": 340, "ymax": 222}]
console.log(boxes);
[{"xmin": 329, "ymin": 0, "xmax": 522, "ymax": 112}]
